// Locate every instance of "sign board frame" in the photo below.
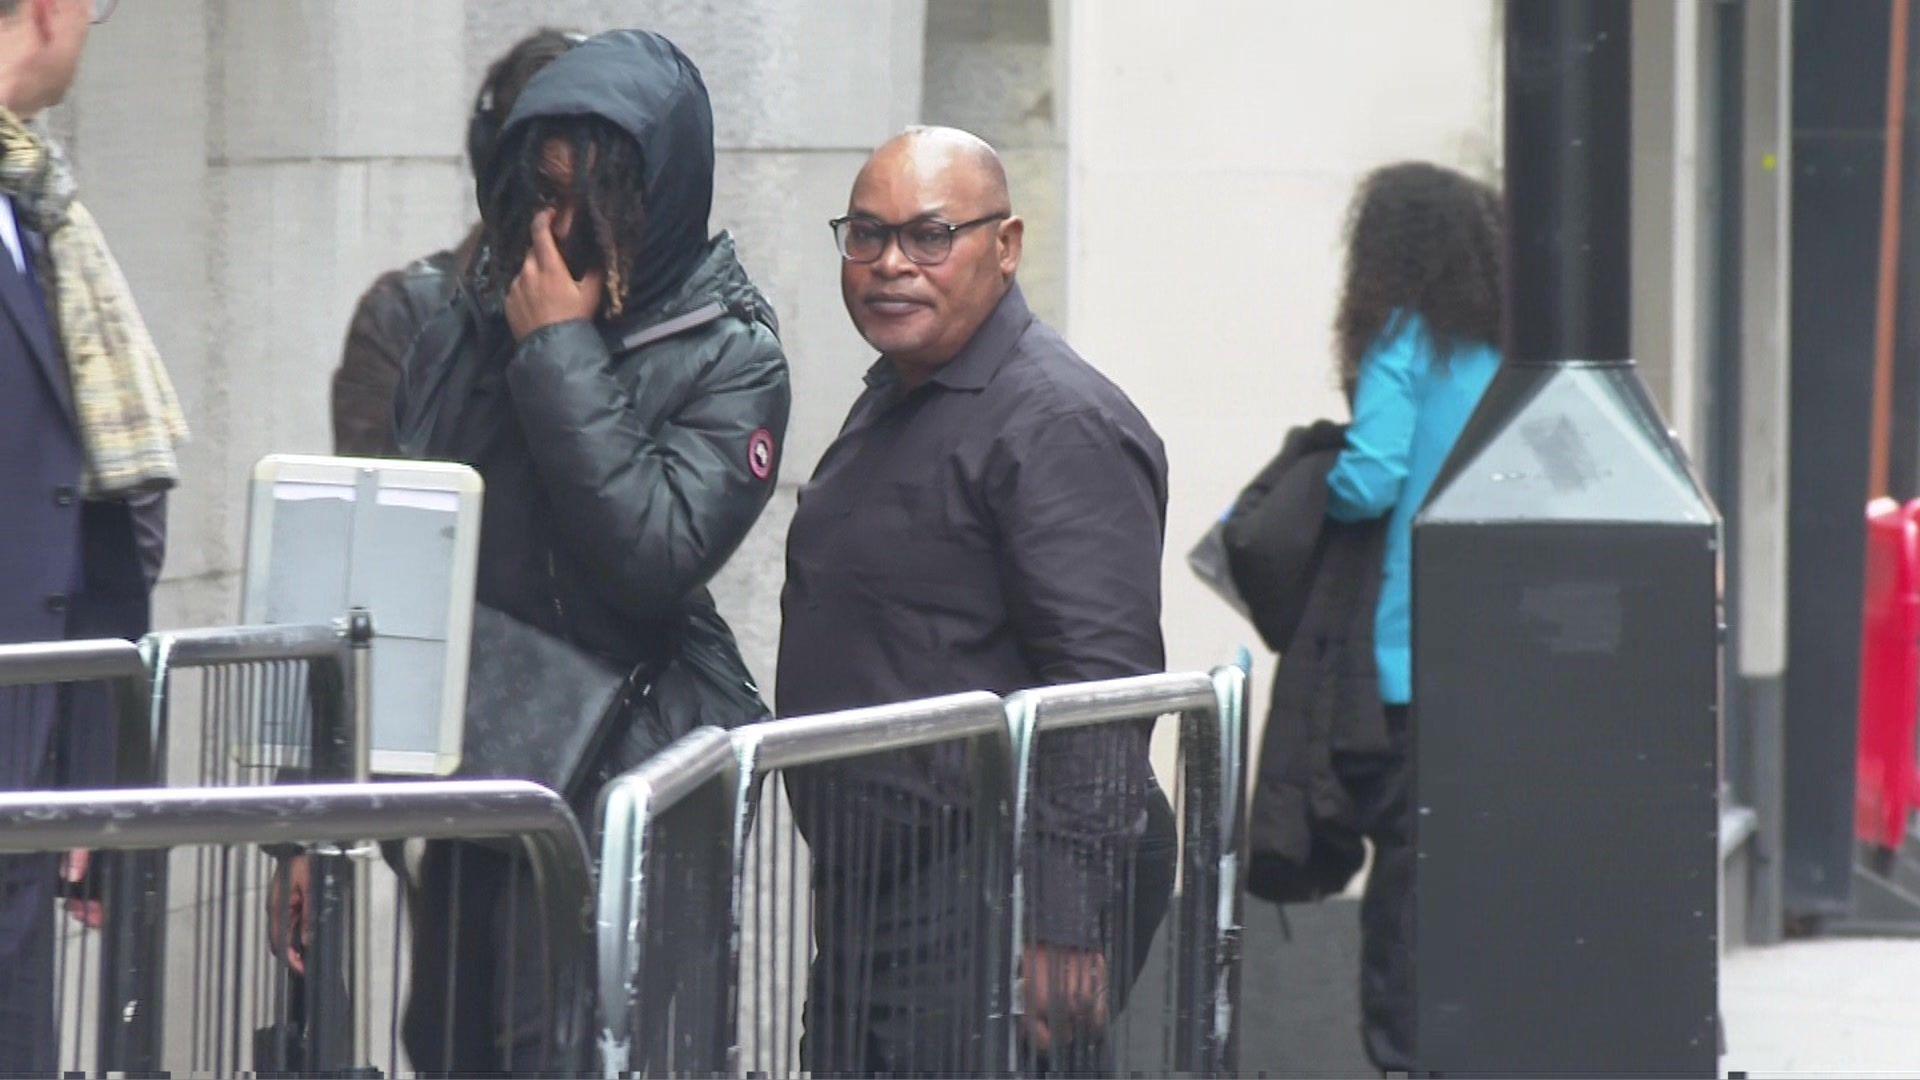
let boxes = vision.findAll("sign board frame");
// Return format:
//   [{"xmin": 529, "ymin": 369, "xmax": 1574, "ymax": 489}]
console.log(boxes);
[{"xmin": 240, "ymin": 454, "xmax": 482, "ymax": 775}]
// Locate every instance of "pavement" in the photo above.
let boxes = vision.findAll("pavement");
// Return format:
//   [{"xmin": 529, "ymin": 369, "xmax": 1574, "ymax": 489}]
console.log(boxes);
[
  {"xmin": 1721, "ymin": 936, "xmax": 1920, "ymax": 1078},
  {"xmin": 1229, "ymin": 901, "xmax": 1920, "ymax": 1078}
]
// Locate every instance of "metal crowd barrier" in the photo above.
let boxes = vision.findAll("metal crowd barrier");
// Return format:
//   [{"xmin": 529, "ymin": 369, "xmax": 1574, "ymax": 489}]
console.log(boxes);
[
  {"xmin": 597, "ymin": 667, "xmax": 1249, "ymax": 1078},
  {"xmin": 1005, "ymin": 665, "xmax": 1249, "ymax": 1075},
  {"xmin": 1, "ymin": 617, "xmax": 398, "ymax": 1076},
  {"xmin": 138, "ymin": 619, "xmax": 379, "ymax": 1075},
  {"xmin": 142, "ymin": 617, "xmax": 369, "ymax": 785},
  {"xmin": 597, "ymin": 728, "xmax": 740, "ymax": 1077},
  {"xmin": 599, "ymin": 691, "xmax": 1015, "ymax": 1077},
  {"xmin": 732, "ymin": 692, "xmax": 1017, "ymax": 1077},
  {"xmin": 0, "ymin": 780, "xmax": 595, "ymax": 1078},
  {"xmin": 0, "ymin": 638, "xmax": 157, "ymax": 1071}
]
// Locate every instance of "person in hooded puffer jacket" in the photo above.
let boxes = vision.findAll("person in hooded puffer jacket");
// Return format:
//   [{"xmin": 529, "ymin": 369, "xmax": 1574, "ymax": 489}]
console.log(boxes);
[{"xmin": 375, "ymin": 29, "xmax": 791, "ymax": 1070}]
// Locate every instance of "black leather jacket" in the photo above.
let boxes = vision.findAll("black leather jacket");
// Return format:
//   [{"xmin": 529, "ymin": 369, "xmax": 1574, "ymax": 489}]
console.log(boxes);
[{"xmin": 331, "ymin": 238, "xmax": 472, "ymax": 457}]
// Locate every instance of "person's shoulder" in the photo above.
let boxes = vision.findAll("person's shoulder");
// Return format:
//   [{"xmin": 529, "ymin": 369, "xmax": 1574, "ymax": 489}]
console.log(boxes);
[
  {"xmin": 354, "ymin": 248, "xmax": 461, "ymax": 328},
  {"xmin": 998, "ymin": 317, "xmax": 1155, "ymax": 434},
  {"xmin": 618, "ymin": 234, "xmax": 788, "ymax": 377},
  {"xmin": 352, "ymin": 265, "xmax": 413, "ymax": 315},
  {"xmin": 609, "ymin": 296, "xmax": 790, "ymax": 406},
  {"xmin": 708, "ymin": 304, "xmax": 790, "ymax": 387}
]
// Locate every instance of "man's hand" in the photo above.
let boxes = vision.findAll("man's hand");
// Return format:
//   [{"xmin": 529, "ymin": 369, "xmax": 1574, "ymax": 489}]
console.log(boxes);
[
  {"xmin": 505, "ymin": 208, "xmax": 606, "ymax": 342},
  {"xmin": 266, "ymin": 853, "xmax": 313, "ymax": 976},
  {"xmin": 60, "ymin": 850, "xmax": 104, "ymax": 929},
  {"xmin": 1022, "ymin": 943, "xmax": 1109, "ymax": 1054}
]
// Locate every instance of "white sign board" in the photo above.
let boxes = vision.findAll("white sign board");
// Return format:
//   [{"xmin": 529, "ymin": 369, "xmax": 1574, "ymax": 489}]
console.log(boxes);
[{"xmin": 241, "ymin": 455, "xmax": 482, "ymax": 775}]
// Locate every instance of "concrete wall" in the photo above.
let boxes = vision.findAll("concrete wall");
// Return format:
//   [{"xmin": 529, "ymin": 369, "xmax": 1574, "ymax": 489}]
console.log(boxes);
[
  {"xmin": 1063, "ymin": 1, "xmax": 1502, "ymax": 753},
  {"xmin": 67, "ymin": 1, "xmax": 472, "ymax": 631},
  {"xmin": 62, "ymin": 0, "xmax": 215, "ymax": 628}
]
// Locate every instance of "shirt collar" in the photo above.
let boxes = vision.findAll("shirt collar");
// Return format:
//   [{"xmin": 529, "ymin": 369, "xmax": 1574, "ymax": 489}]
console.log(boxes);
[
  {"xmin": 861, "ymin": 282, "xmax": 1032, "ymax": 393},
  {"xmin": 0, "ymin": 196, "xmax": 25, "ymax": 276}
]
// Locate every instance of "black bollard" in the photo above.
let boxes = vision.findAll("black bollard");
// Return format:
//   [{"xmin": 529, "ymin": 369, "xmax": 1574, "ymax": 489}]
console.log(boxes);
[{"xmin": 1409, "ymin": 1, "xmax": 1721, "ymax": 1075}]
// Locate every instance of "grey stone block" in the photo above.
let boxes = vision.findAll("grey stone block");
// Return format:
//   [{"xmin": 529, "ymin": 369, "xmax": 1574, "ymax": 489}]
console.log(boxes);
[
  {"xmin": 213, "ymin": 0, "xmax": 465, "ymax": 163},
  {"xmin": 464, "ymin": 0, "xmax": 926, "ymax": 153}
]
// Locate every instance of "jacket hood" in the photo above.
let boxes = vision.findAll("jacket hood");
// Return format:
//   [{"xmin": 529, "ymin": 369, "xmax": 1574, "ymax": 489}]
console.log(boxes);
[{"xmin": 497, "ymin": 29, "xmax": 716, "ymax": 315}]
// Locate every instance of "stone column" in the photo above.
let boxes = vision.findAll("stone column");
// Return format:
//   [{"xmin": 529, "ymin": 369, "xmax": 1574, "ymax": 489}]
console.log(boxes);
[{"xmin": 922, "ymin": 0, "xmax": 1068, "ymax": 328}]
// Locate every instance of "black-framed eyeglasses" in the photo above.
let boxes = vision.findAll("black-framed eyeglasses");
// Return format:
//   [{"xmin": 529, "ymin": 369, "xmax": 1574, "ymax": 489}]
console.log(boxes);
[
  {"xmin": 90, "ymin": 0, "xmax": 118, "ymax": 24},
  {"xmin": 830, "ymin": 212, "xmax": 1009, "ymax": 266}
]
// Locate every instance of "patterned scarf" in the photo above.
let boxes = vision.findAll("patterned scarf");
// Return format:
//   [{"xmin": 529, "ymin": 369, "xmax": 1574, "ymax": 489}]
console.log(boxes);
[{"xmin": 0, "ymin": 107, "xmax": 186, "ymax": 496}]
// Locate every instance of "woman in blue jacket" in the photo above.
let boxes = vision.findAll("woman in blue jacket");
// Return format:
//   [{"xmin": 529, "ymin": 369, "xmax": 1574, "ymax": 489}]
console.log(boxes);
[{"xmin": 1324, "ymin": 161, "xmax": 1503, "ymax": 1073}]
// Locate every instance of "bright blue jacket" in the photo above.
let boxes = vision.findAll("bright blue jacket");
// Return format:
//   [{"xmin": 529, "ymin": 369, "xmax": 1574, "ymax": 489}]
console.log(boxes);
[{"xmin": 1325, "ymin": 311, "xmax": 1500, "ymax": 705}]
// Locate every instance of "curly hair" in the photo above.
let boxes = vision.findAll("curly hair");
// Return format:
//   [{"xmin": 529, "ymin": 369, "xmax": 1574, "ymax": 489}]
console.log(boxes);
[
  {"xmin": 1334, "ymin": 162, "xmax": 1504, "ymax": 396},
  {"xmin": 479, "ymin": 114, "xmax": 649, "ymax": 317}
]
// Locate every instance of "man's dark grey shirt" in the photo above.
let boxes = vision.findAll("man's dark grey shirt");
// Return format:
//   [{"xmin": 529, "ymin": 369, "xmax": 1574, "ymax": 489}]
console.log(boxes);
[{"xmin": 778, "ymin": 283, "xmax": 1168, "ymax": 947}]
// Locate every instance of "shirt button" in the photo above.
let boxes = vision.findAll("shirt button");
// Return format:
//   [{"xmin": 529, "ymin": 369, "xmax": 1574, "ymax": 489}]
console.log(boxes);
[
  {"xmin": 53, "ymin": 486, "xmax": 76, "ymax": 507},
  {"xmin": 45, "ymin": 593, "xmax": 69, "ymax": 614}
]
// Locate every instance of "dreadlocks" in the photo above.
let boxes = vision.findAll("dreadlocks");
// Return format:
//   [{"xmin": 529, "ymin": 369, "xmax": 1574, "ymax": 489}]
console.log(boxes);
[
  {"xmin": 479, "ymin": 114, "xmax": 649, "ymax": 317},
  {"xmin": 1334, "ymin": 162, "xmax": 1504, "ymax": 397}
]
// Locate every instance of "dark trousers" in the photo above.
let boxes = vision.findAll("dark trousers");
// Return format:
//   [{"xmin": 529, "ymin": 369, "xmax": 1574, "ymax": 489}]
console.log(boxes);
[
  {"xmin": 401, "ymin": 841, "xmax": 558, "ymax": 1075},
  {"xmin": 0, "ymin": 855, "xmax": 56, "ymax": 1077},
  {"xmin": 802, "ymin": 789, "xmax": 1176, "ymax": 1076},
  {"xmin": 1345, "ymin": 704, "xmax": 1414, "ymax": 1074}
]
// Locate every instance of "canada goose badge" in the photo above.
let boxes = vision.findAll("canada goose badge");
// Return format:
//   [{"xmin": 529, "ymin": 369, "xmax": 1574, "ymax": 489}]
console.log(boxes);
[{"xmin": 748, "ymin": 428, "xmax": 776, "ymax": 481}]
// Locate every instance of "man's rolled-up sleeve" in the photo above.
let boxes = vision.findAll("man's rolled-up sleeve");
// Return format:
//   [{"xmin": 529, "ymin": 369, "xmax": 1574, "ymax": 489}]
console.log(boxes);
[{"xmin": 993, "ymin": 407, "xmax": 1167, "ymax": 948}]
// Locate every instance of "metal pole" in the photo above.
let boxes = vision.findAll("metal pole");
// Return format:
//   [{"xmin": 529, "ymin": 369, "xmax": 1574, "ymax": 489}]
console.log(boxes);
[
  {"xmin": 0, "ymin": 638, "xmax": 147, "ymax": 685},
  {"xmin": 1506, "ymin": 0, "xmax": 1633, "ymax": 362},
  {"xmin": 345, "ymin": 610, "xmax": 374, "ymax": 783},
  {"xmin": 305, "ymin": 628, "xmax": 359, "ymax": 1072},
  {"xmin": 97, "ymin": 653, "xmax": 166, "ymax": 1077},
  {"xmin": 343, "ymin": 609, "xmax": 375, "ymax": 1068},
  {"xmin": 1211, "ymin": 659, "xmax": 1251, "ymax": 1075},
  {"xmin": 965, "ymin": 720, "xmax": 1018, "ymax": 1072}
]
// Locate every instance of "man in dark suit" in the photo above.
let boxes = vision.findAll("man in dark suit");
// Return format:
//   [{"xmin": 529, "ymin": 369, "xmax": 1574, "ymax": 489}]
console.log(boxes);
[{"xmin": 0, "ymin": 0, "xmax": 169, "ymax": 1072}]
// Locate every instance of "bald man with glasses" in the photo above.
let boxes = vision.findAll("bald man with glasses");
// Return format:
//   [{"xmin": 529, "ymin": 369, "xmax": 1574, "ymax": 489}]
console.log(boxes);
[{"xmin": 778, "ymin": 126, "xmax": 1175, "ymax": 1074}]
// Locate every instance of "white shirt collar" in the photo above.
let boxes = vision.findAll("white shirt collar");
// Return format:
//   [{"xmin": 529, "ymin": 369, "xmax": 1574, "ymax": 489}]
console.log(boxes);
[{"xmin": 0, "ymin": 196, "xmax": 26, "ymax": 276}]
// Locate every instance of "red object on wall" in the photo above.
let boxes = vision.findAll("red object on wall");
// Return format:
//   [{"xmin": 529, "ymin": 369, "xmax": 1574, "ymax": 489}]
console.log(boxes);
[{"xmin": 1856, "ymin": 497, "xmax": 1920, "ymax": 851}]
